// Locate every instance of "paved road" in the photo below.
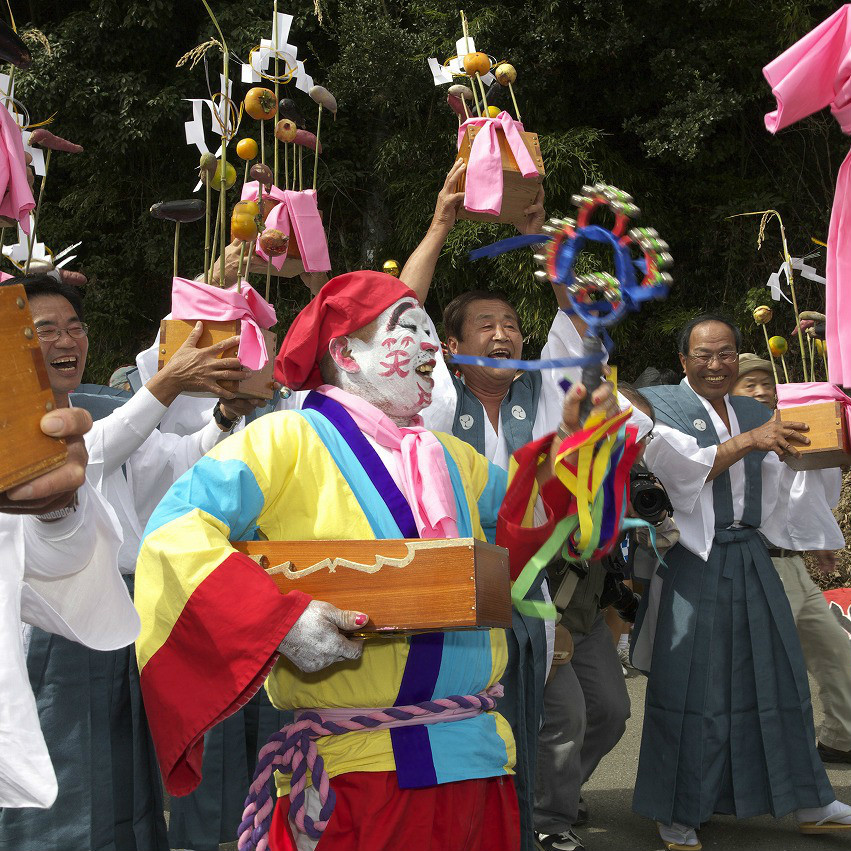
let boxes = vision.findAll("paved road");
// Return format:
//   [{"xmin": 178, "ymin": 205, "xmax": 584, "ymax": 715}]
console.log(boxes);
[
  {"xmin": 580, "ymin": 670, "xmax": 851, "ymax": 850},
  {"xmin": 181, "ymin": 671, "xmax": 850, "ymax": 851}
]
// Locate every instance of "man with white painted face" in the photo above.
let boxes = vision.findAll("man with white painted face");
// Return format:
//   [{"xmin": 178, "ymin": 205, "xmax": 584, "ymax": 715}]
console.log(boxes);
[
  {"xmin": 633, "ymin": 315, "xmax": 851, "ymax": 850},
  {"xmin": 135, "ymin": 270, "xmax": 622, "ymax": 851}
]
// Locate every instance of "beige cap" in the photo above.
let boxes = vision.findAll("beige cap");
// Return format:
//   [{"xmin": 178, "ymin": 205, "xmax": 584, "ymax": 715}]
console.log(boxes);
[{"xmin": 737, "ymin": 352, "xmax": 775, "ymax": 382}]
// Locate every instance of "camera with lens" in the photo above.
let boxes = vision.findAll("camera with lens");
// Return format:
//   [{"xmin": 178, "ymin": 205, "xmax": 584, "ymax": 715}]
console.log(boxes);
[{"xmin": 629, "ymin": 463, "xmax": 673, "ymax": 526}]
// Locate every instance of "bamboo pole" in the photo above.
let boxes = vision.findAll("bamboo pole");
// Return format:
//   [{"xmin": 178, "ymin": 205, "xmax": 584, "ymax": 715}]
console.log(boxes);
[
  {"xmin": 25, "ymin": 148, "xmax": 51, "ymax": 274},
  {"xmin": 726, "ymin": 209, "xmax": 809, "ymax": 381},
  {"xmin": 172, "ymin": 221, "xmax": 181, "ymax": 279},
  {"xmin": 203, "ymin": 175, "xmax": 212, "ymax": 284},
  {"xmin": 761, "ymin": 325, "xmax": 781, "ymax": 385},
  {"xmin": 312, "ymin": 104, "xmax": 322, "ymax": 191}
]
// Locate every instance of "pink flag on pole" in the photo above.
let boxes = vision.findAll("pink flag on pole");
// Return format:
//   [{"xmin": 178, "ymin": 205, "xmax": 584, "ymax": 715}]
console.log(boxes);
[{"xmin": 763, "ymin": 4, "xmax": 851, "ymax": 385}]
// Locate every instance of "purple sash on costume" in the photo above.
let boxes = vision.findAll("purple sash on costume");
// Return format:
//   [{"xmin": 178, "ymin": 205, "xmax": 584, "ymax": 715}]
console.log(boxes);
[{"xmin": 302, "ymin": 390, "xmax": 444, "ymax": 787}]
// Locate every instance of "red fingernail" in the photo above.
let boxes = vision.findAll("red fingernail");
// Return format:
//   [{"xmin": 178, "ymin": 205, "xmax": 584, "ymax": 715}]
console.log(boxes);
[{"xmin": 354, "ymin": 614, "xmax": 367, "ymax": 626}]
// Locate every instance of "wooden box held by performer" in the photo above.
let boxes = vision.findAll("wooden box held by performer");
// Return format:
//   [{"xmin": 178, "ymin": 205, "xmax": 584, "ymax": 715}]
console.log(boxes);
[
  {"xmin": 233, "ymin": 537, "xmax": 512, "ymax": 634},
  {"xmin": 779, "ymin": 401, "xmax": 851, "ymax": 470},
  {"xmin": 158, "ymin": 319, "xmax": 277, "ymax": 400},
  {"xmin": 456, "ymin": 125, "xmax": 544, "ymax": 224},
  {"xmin": 0, "ymin": 284, "xmax": 67, "ymax": 490}
]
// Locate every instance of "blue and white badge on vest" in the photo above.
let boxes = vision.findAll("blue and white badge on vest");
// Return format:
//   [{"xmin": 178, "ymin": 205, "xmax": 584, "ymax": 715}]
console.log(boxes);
[
  {"xmin": 459, "ymin": 414, "xmax": 474, "ymax": 430},
  {"xmin": 511, "ymin": 405, "xmax": 527, "ymax": 420},
  {"xmin": 693, "ymin": 418, "xmax": 707, "ymax": 432}
]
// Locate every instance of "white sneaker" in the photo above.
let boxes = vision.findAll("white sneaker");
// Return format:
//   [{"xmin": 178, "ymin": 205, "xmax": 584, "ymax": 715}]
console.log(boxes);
[{"xmin": 535, "ymin": 829, "xmax": 586, "ymax": 851}]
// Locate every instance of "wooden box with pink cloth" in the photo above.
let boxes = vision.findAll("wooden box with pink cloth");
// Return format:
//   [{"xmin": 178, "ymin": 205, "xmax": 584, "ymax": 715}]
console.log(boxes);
[
  {"xmin": 427, "ymin": 12, "xmax": 544, "ymax": 225},
  {"xmin": 156, "ymin": 5, "xmax": 341, "ymax": 398}
]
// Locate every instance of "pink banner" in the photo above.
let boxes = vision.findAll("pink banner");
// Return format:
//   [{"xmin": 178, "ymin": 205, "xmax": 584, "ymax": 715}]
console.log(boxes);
[
  {"xmin": 240, "ymin": 182, "xmax": 330, "ymax": 273},
  {"xmin": 0, "ymin": 102, "xmax": 34, "ymax": 233},
  {"xmin": 763, "ymin": 5, "xmax": 851, "ymax": 385},
  {"xmin": 456, "ymin": 111, "xmax": 540, "ymax": 216},
  {"xmin": 170, "ymin": 276, "xmax": 277, "ymax": 370}
]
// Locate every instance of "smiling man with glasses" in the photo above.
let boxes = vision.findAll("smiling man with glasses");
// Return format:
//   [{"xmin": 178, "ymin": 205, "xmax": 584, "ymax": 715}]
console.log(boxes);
[{"xmin": 630, "ymin": 314, "xmax": 851, "ymax": 849}]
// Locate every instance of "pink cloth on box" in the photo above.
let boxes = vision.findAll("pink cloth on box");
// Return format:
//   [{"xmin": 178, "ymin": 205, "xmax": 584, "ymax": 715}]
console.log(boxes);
[
  {"xmin": 763, "ymin": 5, "xmax": 851, "ymax": 385},
  {"xmin": 240, "ymin": 181, "xmax": 331, "ymax": 273},
  {"xmin": 776, "ymin": 381, "xmax": 851, "ymax": 434},
  {"xmin": 170, "ymin": 276, "xmax": 277, "ymax": 370},
  {"xmin": 319, "ymin": 384, "xmax": 460, "ymax": 540},
  {"xmin": 456, "ymin": 111, "xmax": 540, "ymax": 216},
  {"xmin": 0, "ymin": 103, "xmax": 34, "ymax": 233}
]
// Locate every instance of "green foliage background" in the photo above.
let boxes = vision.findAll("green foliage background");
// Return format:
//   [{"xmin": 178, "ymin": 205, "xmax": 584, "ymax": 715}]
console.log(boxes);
[{"xmin": 9, "ymin": 0, "xmax": 846, "ymax": 382}]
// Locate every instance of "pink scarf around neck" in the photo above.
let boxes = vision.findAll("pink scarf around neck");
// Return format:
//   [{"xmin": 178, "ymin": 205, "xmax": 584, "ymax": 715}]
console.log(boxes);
[{"xmin": 319, "ymin": 385, "xmax": 459, "ymax": 540}]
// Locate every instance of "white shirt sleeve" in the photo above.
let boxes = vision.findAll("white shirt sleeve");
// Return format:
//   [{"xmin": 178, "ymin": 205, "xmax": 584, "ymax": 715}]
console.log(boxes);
[
  {"xmin": 759, "ymin": 463, "xmax": 845, "ymax": 551},
  {"xmin": 0, "ymin": 481, "xmax": 139, "ymax": 810},
  {"xmin": 533, "ymin": 311, "xmax": 584, "ymax": 440},
  {"xmin": 644, "ymin": 423, "xmax": 717, "ymax": 561}
]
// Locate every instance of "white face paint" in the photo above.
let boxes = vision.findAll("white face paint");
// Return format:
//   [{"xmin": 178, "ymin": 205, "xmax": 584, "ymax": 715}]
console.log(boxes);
[{"xmin": 332, "ymin": 297, "xmax": 439, "ymax": 424}]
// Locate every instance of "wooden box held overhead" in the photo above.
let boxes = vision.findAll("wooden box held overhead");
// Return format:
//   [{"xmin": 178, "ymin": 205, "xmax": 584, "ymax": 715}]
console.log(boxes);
[
  {"xmin": 778, "ymin": 401, "xmax": 851, "ymax": 470},
  {"xmin": 158, "ymin": 319, "xmax": 276, "ymax": 400},
  {"xmin": 455, "ymin": 126, "xmax": 544, "ymax": 225},
  {"xmin": 0, "ymin": 284, "xmax": 67, "ymax": 491},
  {"xmin": 248, "ymin": 205, "xmax": 324, "ymax": 279},
  {"xmin": 232, "ymin": 537, "xmax": 512, "ymax": 635}
]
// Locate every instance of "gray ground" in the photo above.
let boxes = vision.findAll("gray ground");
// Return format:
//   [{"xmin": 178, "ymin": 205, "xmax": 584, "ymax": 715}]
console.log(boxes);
[
  {"xmin": 580, "ymin": 671, "xmax": 851, "ymax": 850},
  {"xmin": 182, "ymin": 671, "xmax": 851, "ymax": 851}
]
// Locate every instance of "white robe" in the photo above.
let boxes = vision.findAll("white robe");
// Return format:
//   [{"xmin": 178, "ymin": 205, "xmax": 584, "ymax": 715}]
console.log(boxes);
[
  {"xmin": 82, "ymin": 386, "xmax": 224, "ymax": 573},
  {"xmin": 0, "ymin": 483, "xmax": 139, "ymax": 809}
]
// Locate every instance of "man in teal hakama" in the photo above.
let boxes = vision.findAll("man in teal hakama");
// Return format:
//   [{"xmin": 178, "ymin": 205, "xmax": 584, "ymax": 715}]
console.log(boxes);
[{"xmin": 633, "ymin": 316, "xmax": 851, "ymax": 850}]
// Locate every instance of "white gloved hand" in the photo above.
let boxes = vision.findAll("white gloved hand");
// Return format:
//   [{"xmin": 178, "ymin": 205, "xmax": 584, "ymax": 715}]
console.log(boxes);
[{"xmin": 278, "ymin": 600, "xmax": 367, "ymax": 673}]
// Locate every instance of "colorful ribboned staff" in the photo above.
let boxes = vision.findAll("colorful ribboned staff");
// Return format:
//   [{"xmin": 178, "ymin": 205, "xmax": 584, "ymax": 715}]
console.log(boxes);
[{"xmin": 467, "ymin": 183, "xmax": 673, "ymax": 617}]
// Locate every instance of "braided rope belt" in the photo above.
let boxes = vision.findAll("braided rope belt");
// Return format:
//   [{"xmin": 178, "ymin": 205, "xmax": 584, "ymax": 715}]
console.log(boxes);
[{"xmin": 237, "ymin": 684, "xmax": 504, "ymax": 851}]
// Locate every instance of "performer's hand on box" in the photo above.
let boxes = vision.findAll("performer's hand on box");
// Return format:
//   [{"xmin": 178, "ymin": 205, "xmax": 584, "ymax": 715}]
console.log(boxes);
[
  {"xmin": 278, "ymin": 600, "xmax": 367, "ymax": 673},
  {"xmin": 0, "ymin": 408, "xmax": 91, "ymax": 515}
]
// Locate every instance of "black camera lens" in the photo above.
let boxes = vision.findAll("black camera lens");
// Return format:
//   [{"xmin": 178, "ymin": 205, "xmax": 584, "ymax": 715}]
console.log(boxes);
[{"xmin": 629, "ymin": 464, "xmax": 673, "ymax": 525}]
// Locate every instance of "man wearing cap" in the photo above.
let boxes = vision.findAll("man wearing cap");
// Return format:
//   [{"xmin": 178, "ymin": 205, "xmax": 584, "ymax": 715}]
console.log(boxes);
[
  {"xmin": 633, "ymin": 314, "xmax": 851, "ymax": 850},
  {"xmin": 733, "ymin": 352, "xmax": 851, "ymax": 766},
  {"xmin": 135, "ymin": 271, "xmax": 618, "ymax": 851}
]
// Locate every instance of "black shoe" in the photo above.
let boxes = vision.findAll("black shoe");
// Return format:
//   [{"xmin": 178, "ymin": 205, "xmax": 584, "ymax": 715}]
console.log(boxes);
[
  {"xmin": 818, "ymin": 741, "xmax": 851, "ymax": 764},
  {"xmin": 535, "ymin": 829, "xmax": 586, "ymax": 851},
  {"xmin": 574, "ymin": 796, "xmax": 589, "ymax": 827}
]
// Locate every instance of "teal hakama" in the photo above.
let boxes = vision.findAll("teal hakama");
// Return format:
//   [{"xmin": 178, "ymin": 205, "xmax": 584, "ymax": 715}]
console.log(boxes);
[{"xmin": 633, "ymin": 383, "xmax": 834, "ymax": 827}]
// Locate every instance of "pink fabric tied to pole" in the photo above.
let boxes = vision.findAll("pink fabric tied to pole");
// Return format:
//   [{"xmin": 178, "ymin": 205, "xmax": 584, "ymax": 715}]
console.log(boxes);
[
  {"xmin": 456, "ymin": 110, "xmax": 540, "ymax": 216},
  {"xmin": 0, "ymin": 102, "xmax": 34, "ymax": 233},
  {"xmin": 241, "ymin": 181, "xmax": 331, "ymax": 273},
  {"xmin": 170, "ymin": 276, "xmax": 277, "ymax": 370},
  {"xmin": 776, "ymin": 381, "xmax": 851, "ymax": 435},
  {"xmin": 763, "ymin": 4, "xmax": 851, "ymax": 385}
]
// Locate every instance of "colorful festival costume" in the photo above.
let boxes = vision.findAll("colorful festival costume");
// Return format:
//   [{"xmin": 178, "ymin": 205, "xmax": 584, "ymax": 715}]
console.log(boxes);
[{"xmin": 135, "ymin": 273, "xmax": 567, "ymax": 850}]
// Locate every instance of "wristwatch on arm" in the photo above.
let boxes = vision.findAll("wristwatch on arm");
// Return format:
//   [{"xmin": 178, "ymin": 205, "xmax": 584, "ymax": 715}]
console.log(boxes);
[{"xmin": 213, "ymin": 401, "xmax": 243, "ymax": 433}]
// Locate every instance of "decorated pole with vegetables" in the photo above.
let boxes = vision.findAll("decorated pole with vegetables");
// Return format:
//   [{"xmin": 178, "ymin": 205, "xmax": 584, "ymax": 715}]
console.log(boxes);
[
  {"xmin": 752, "ymin": 305, "xmax": 780, "ymax": 384},
  {"xmin": 150, "ymin": 199, "xmax": 206, "ymax": 279}
]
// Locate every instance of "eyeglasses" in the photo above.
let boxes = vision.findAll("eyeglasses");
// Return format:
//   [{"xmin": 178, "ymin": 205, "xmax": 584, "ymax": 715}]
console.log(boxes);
[
  {"xmin": 687, "ymin": 350, "xmax": 738, "ymax": 365},
  {"xmin": 35, "ymin": 323, "xmax": 89, "ymax": 342}
]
